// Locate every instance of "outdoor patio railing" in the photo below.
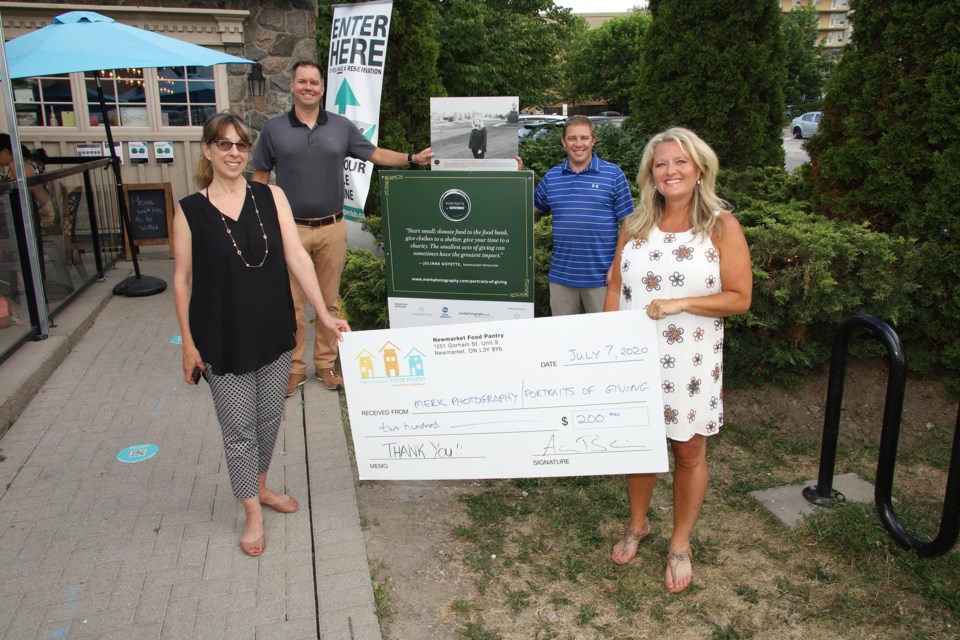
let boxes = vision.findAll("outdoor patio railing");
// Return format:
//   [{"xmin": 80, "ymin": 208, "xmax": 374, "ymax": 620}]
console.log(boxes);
[{"xmin": 0, "ymin": 157, "xmax": 122, "ymax": 363}]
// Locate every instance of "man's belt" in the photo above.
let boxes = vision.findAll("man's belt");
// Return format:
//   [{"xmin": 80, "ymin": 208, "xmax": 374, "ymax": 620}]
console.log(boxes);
[{"xmin": 293, "ymin": 212, "xmax": 344, "ymax": 227}]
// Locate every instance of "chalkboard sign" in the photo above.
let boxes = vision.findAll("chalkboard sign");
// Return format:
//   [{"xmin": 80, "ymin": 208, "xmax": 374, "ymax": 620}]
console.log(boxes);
[{"xmin": 123, "ymin": 182, "xmax": 174, "ymax": 260}]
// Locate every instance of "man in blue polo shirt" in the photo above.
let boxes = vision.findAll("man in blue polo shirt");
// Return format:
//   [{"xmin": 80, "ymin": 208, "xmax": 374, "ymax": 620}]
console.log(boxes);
[{"xmin": 534, "ymin": 115, "xmax": 635, "ymax": 316}]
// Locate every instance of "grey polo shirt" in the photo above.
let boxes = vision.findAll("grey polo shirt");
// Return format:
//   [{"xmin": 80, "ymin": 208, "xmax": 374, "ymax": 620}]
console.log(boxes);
[{"xmin": 251, "ymin": 109, "xmax": 376, "ymax": 219}]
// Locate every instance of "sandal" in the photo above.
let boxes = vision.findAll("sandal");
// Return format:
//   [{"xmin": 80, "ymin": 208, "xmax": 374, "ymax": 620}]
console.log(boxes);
[
  {"xmin": 260, "ymin": 495, "xmax": 299, "ymax": 513},
  {"xmin": 240, "ymin": 535, "xmax": 267, "ymax": 557},
  {"xmin": 666, "ymin": 547, "xmax": 693, "ymax": 593},
  {"xmin": 611, "ymin": 520, "xmax": 652, "ymax": 565}
]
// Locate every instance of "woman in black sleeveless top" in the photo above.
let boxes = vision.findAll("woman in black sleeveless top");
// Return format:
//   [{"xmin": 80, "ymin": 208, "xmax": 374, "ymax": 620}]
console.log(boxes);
[{"xmin": 172, "ymin": 112, "xmax": 350, "ymax": 557}]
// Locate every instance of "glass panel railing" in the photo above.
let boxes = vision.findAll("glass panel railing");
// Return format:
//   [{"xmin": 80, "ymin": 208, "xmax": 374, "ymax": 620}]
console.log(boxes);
[
  {"xmin": 0, "ymin": 189, "xmax": 33, "ymax": 356},
  {"xmin": 0, "ymin": 158, "xmax": 122, "ymax": 363}
]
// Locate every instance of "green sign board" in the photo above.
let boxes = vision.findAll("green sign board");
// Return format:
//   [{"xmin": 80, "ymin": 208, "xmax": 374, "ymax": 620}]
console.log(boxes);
[{"xmin": 380, "ymin": 171, "xmax": 534, "ymax": 310}]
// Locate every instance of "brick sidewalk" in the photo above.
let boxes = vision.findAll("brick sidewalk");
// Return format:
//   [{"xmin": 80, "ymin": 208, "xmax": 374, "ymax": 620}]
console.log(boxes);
[{"xmin": 0, "ymin": 255, "xmax": 380, "ymax": 640}]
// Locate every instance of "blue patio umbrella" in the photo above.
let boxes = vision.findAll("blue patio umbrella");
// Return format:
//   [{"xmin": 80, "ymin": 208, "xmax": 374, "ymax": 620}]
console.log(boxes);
[
  {"xmin": 5, "ymin": 11, "xmax": 253, "ymax": 77},
  {"xmin": 5, "ymin": 11, "xmax": 254, "ymax": 296}
]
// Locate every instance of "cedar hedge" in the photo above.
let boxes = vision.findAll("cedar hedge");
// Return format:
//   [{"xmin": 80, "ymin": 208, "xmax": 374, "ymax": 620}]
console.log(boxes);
[{"xmin": 341, "ymin": 165, "xmax": 930, "ymax": 391}]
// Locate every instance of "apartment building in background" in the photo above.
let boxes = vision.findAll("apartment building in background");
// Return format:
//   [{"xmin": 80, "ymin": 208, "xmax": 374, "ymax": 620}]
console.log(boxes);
[{"xmin": 782, "ymin": 0, "xmax": 852, "ymax": 50}]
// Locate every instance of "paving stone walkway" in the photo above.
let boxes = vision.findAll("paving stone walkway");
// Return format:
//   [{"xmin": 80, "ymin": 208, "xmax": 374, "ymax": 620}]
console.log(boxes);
[{"xmin": 0, "ymin": 255, "xmax": 380, "ymax": 639}]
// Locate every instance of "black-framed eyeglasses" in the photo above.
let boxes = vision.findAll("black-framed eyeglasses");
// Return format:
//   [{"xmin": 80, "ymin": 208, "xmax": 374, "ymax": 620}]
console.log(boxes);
[{"xmin": 213, "ymin": 139, "xmax": 251, "ymax": 152}]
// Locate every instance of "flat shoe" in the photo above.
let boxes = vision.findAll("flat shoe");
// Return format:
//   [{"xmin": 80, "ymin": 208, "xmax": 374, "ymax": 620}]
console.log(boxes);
[
  {"xmin": 240, "ymin": 535, "xmax": 266, "ymax": 557},
  {"xmin": 260, "ymin": 495, "xmax": 299, "ymax": 513},
  {"xmin": 611, "ymin": 520, "xmax": 652, "ymax": 565},
  {"xmin": 666, "ymin": 547, "xmax": 693, "ymax": 593}
]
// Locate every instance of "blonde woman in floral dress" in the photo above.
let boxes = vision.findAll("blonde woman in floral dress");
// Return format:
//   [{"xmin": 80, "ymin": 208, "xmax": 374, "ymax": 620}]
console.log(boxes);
[{"xmin": 604, "ymin": 127, "xmax": 752, "ymax": 593}]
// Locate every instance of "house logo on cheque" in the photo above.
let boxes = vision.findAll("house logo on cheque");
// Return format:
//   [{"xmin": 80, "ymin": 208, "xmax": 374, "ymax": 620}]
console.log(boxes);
[{"xmin": 355, "ymin": 341, "xmax": 427, "ymax": 386}]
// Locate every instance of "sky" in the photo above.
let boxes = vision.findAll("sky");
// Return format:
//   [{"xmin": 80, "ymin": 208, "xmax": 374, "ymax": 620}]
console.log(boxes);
[{"xmin": 553, "ymin": 0, "xmax": 647, "ymax": 12}]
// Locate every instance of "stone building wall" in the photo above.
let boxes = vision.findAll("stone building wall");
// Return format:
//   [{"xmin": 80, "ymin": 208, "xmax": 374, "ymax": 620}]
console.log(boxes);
[{"xmin": 225, "ymin": 0, "xmax": 320, "ymax": 132}]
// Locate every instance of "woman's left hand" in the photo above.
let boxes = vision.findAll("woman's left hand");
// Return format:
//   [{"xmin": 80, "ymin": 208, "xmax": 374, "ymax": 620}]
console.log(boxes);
[
  {"xmin": 320, "ymin": 314, "xmax": 351, "ymax": 341},
  {"xmin": 647, "ymin": 299, "xmax": 685, "ymax": 320}
]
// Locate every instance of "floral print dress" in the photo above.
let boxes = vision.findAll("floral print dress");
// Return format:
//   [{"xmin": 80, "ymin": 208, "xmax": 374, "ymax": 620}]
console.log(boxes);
[{"xmin": 618, "ymin": 227, "xmax": 724, "ymax": 441}]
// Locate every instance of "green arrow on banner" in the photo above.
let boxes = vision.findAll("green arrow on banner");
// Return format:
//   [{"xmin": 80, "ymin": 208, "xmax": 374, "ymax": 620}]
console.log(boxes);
[
  {"xmin": 363, "ymin": 124, "xmax": 376, "ymax": 141},
  {"xmin": 334, "ymin": 79, "xmax": 361, "ymax": 114}
]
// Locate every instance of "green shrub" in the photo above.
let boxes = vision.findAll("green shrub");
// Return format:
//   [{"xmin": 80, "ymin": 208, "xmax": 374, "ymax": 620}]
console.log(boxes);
[
  {"xmin": 727, "ymin": 204, "xmax": 921, "ymax": 387},
  {"xmin": 359, "ymin": 211, "xmax": 383, "ymax": 247},
  {"xmin": 719, "ymin": 166, "xmax": 810, "ymax": 209},
  {"xmin": 533, "ymin": 215, "xmax": 553, "ymax": 317},
  {"xmin": 591, "ymin": 123, "xmax": 647, "ymax": 195},
  {"xmin": 900, "ymin": 240, "xmax": 960, "ymax": 385},
  {"xmin": 633, "ymin": 0, "xmax": 786, "ymax": 170},
  {"xmin": 341, "ymin": 204, "xmax": 925, "ymax": 389},
  {"xmin": 340, "ymin": 128, "xmax": 950, "ymax": 393},
  {"xmin": 340, "ymin": 249, "xmax": 388, "ymax": 331},
  {"xmin": 519, "ymin": 128, "xmax": 566, "ymax": 179},
  {"xmin": 804, "ymin": 2, "xmax": 960, "ymax": 394}
]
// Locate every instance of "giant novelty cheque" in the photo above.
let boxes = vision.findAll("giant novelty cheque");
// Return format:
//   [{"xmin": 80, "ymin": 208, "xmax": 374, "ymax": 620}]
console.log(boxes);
[{"xmin": 341, "ymin": 310, "xmax": 668, "ymax": 480}]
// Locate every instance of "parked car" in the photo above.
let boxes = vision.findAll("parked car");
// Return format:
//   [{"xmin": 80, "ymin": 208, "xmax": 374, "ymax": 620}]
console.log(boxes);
[
  {"xmin": 791, "ymin": 111, "xmax": 822, "ymax": 139},
  {"xmin": 517, "ymin": 114, "xmax": 566, "ymax": 126},
  {"xmin": 597, "ymin": 110, "xmax": 621, "ymax": 117},
  {"xmin": 587, "ymin": 115, "xmax": 624, "ymax": 129},
  {"xmin": 518, "ymin": 121, "xmax": 563, "ymax": 144}
]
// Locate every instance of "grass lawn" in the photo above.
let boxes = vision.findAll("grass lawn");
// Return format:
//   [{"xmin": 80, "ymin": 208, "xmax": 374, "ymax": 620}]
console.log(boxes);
[
  {"xmin": 436, "ymin": 420, "xmax": 958, "ymax": 639},
  {"xmin": 345, "ymin": 385, "xmax": 959, "ymax": 639}
]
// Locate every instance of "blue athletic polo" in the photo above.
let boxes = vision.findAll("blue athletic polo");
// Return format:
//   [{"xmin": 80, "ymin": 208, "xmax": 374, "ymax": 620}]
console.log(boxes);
[{"xmin": 534, "ymin": 153, "xmax": 634, "ymax": 287}]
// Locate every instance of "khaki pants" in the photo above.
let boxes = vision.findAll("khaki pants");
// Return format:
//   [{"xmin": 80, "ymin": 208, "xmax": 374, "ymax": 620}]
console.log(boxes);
[
  {"xmin": 549, "ymin": 282, "xmax": 607, "ymax": 316},
  {"xmin": 289, "ymin": 220, "xmax": 347, "ymax": 375}
]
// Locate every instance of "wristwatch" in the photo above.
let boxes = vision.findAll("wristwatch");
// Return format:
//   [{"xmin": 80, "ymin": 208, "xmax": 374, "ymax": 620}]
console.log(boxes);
[{"xmin": 407, "ymin": 151, "xmax": 414, "ymax": 164}]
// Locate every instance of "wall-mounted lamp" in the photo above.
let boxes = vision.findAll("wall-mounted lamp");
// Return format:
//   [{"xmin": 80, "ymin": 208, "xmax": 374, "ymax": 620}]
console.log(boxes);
[{"xmin": 248, "ymin": 63, "xmax": 266, "ymax": 98}]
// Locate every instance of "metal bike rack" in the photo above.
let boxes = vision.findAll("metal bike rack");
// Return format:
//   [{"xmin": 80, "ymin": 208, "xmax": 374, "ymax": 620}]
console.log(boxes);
[{"xmin": 803, "ymin": 315, "xmax": 960, "ymax": 557}]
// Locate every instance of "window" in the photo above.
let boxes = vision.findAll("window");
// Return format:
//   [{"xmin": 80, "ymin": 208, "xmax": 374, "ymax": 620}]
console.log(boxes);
[
  {"xmin": 12, "ymin": 75, "xmax": 75, "ymax": 127},
  {"xmin": 157, "ymin": 66, "xmax": 217, "ymax": 127},
  {"xmin": 832, "ymin": 0, "xmax": 848, "ymax": 8},
  {"xmin": 13, "ymin": 66, "xmax": 220, "ymax": 129},
  {"xmin": 85, "ymin": 69, "xmax": 148, "ymax": 127},
  {"xmin": 830, "ymin": 13, "xmax": 846, "ymax": 26}
]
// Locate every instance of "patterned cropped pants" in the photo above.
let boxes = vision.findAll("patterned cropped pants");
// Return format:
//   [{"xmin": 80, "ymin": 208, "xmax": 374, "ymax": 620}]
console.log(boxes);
[{"xmin": 205, "ymin": 350, "xmax": 292, "ymax": 500}]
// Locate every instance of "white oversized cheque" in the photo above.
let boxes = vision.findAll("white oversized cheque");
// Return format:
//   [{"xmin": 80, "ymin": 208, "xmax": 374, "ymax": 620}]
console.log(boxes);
[{"xmin": 341, "ymin": 310, "xmax": 668, "ymax": 480}]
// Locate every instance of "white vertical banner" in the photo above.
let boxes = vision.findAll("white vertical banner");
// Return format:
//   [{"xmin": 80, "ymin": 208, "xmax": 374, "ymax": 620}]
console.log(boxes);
[{"xmin": 327, "ymin": 0, "xmax": 393, "ymax": 234}]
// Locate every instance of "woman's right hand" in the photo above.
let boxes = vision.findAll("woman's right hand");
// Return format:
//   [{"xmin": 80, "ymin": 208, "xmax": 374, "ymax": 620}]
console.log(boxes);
[
  {"xmin": 319, "ymin": 313, "xmax": 351, "ymax": 342},
  {"xmin": 182, "ymin": 345, "xmax": 204, "ymax": 384}
]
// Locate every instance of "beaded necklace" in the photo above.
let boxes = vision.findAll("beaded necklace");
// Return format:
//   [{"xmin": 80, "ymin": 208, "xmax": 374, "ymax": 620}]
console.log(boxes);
[{"xmin": 205, "ymin": 183, "xmax": 268, "ymax": 268}]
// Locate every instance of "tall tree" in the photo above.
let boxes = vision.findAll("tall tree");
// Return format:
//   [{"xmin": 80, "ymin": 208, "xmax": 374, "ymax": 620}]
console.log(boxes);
[
  {"xmin": 564, "ymin": 11, "xmax": 651, "ymax": 113},
  {"xmin": 805, "ymin": 0, "xmax": 960, "ymax": 386},
  {"xmin": 806, "ymin": 0, "xmax": 960, "ymax": 238},
  {"xmin": 632, "ymin": 0, "xmax": 786, "ymax": 170},
  {"xmin": 781, "ymin": 1, "xmax": 824, "ymax": 105},
  {"xmin": 437, "ymin": 0, "xmax": 578, "ymax": 109}
]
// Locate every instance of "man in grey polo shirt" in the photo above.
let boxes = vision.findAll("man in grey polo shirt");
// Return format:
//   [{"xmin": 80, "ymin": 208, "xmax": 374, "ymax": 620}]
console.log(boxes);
[{"xmin": 252, "ymin": 61, "xmax": 432, "ymax": 396}]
